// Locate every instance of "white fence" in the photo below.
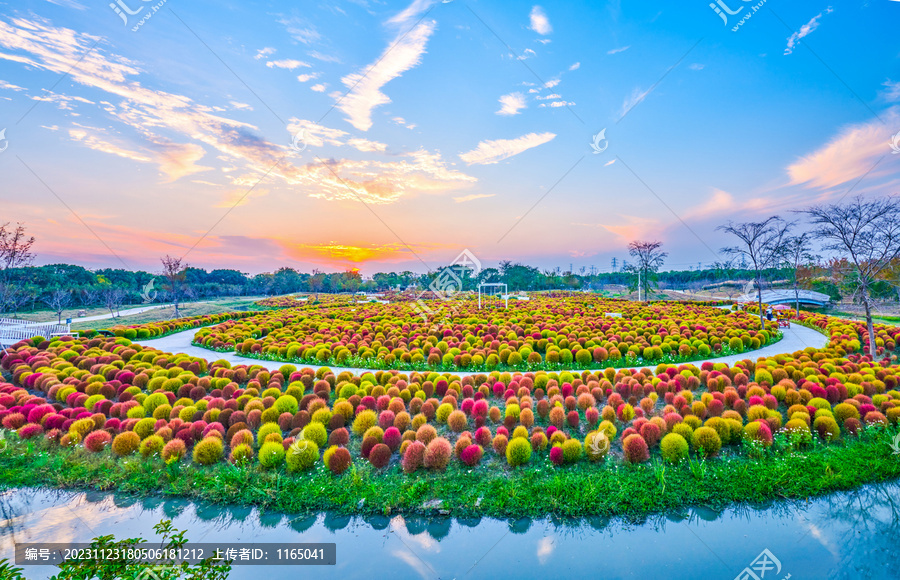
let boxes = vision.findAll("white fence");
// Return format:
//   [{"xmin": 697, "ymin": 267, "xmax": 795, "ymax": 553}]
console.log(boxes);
[{"xmin": 0, "ymin": 318, "xmax": 71, "ymax": 348}]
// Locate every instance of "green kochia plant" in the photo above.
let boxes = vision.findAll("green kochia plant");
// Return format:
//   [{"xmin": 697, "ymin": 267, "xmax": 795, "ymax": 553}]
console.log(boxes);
[{"xmin": 50, "ymin": 519, "xmax": 232, "ymax": 580}]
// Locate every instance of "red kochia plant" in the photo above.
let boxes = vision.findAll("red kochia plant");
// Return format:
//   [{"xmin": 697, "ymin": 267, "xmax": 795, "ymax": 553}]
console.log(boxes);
[
  {"xmin": 623, "ymin": 433, "xmax": 650, "ymax": 464},
  {"xmin": 327, "ymin": 447, "xmax": 352, "ymax": 475},
  {"xmin": 460, "ymin": 444, "xmax": 483, "ymax": 467},
  {"xmin": 474, "ymin": 426, "xmax": 492, "ymax": 448},
  {"xmin": 369, "ymin": 443, "xmax": 391, "ymax": 468},
  {"xmin": 15, "ymin": 423, "xmax": 41, "ymax": 439},
  {"xmin": 383, "ymin": 426, "xmax": 402, "ymax": 451},
  {"xmin": 2, "ymin": 413, "xmax": 25, "ymax": 430},
  {"xmin": 402, "ymin": 441, "xmax": 426, "ymax": 473},
  {"xmin": 549, "ymin": 446, "xmax": 564, "ymax": 465},
  {"xmin": 83, "ymin": 430, "xmax": 112, "ymax": 452},
  {"xmin": 328, "ymin": 427, "xmax": 350, "ymax": 447},
  {"xmin": 423, "ymin": 437, "xmax": 452, "ymax": 471},
  {"xmin": 640, "ymin": 422, "xmax": 661, "ymax": 447}
]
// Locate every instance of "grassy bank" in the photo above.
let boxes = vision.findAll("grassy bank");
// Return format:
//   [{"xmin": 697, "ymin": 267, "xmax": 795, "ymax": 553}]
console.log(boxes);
[
  {"xmin": 71, "ymin": 299, "xmax": 267, "ymax": 331},
  {"xmin": 1, "ymin": 428, "xmax": 897, "ymax": 521}
]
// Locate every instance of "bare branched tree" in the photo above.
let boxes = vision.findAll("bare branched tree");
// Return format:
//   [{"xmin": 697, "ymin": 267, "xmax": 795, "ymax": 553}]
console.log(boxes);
[
  {"xmin": 78, "ymin": 288, "xmax": 100, "ymax": 309},
  {"xmin": 102, "ymin": 286, "xmax": 126, "ymax": 318},
  {"xmin": 0, "ymin": 223, "xmax": 35, "ymax": 282},
  {"xmin": 800, "ymin": 196, "xmax": 900, "ymax": 358},
  {"xmin": 718, "ymin": 217, "xmax": 794, "ymax": 327},
  {"xmin": 43, "ymin": 289, "xmax": 72, "ymax": 324},
  {"xmin": 626, "ymin": 240, "xmax": 668, "ymax": 301},
  {"xmin": 782, "ymin": 232, "xmax": 817, "ymax": 316},
  {"xmin": 0, "ymin": 285, "xmax": 33, "ymax": 318},
  {"xmin": 161, "ymin": 255, "xmax": 189, "ymax": 318}
]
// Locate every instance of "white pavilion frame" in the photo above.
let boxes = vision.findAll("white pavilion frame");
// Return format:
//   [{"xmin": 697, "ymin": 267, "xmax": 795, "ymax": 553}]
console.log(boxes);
[{"xmin": 477, "ymin": 283, "xmax": 508, "ymax": 309}]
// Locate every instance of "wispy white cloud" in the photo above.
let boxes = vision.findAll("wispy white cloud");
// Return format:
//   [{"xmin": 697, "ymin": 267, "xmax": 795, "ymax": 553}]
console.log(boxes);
[
  {"xmin": 255, "ymin": 47, "xmax": 275, "ymax": 60},
  {"xmin": 568, "ymin": 62, "xmax": 580, "ymax": 71},
  {"xmin": 296, "ymin": 72, "xmax": 320, "ymax": 82},
  {"xmin": 277, "ymin": 17, "xmax": 321, "ymax": 45},
  {"xmin": 689, "ymin": 63, "xmax": 705, "ymax": 71},
  {"xmin": 32, "ymin": 91, "xmax": 94, "ymax": 110},
  {"xmin": 496, "ymin": 92, "xmax": 526, "ymax": 116},
  {"xmin": 266, "ymin": 59, "xmax": 310, "ymax": 70},
  {"xmin": 607, "ymin": 46, "xmax": 629, "ymax": 55},
  {"xmin": 229, "ymin": 101, "xmax": 252, "ymax": 111},
  {"xmin": 459, "ymin": 132, "xmax": 555, "ymax": 165},
  {"xmin": 454, "ymin": 193, "xmax": 494, "ymax": 203},
  {"xmin": 387, "ymin": 0, "xmax": 436, "ymax": 26},
  {"xmin": 45, "ymin": 0, "xmax": 86, "ymax": 10},
  {"xmin": 308, "ymin": 50, "xmax": 342, "ymax": 63},
  {"xmin": 785, "ymin": 7, "xmax": 833, "ymax": 55},
  {"xmin": 338, "ymin": 2, "xmax": 436, "ymax": 131},
  {"xmin": 68, "ymin": 127, "xmax": 151, "ymax": 163},
  {"xmin": 391, "ymin": 116, "xmax": 416, "ymax": 129},
  {"xmin": 310, "ymin": 83, "xmax": 327, "ymax": 92},
  {"xmin": 68, "ymin": 125, "xmax": 211, "ymax": 182},
  {"xmin": 620, "ymin": 86, "xmax": 651, "ymax": 117},
  {"xmin": 214, "ymin": 188, "xmax": 268, "ymax": 208},
  {"xmin": 786, "ymin": 108, "xmax": 898, "ymax": 190},
  {"xmin": 347, "ymin": 137, "xmax": 387, "ymax": 152},
  {"xmin": 882, "ymin": 80, "xmax": 900, "ymax": 102},
  {"xmin": 538, "ymin": 100, "xmax": 574, "ymax": 108},
  {"xmin": 529, "ymin": 6, "xmax": 552, "ymax": 35},
  {"xmin": 0, "ymin": 79, "xmax": 25, "ymax": 91}
]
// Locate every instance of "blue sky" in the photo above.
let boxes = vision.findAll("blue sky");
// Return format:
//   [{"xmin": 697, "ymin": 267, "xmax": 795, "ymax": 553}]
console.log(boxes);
[{"xmin": 0, "ymin": 0, "xmax": 898, "ymax": 275}]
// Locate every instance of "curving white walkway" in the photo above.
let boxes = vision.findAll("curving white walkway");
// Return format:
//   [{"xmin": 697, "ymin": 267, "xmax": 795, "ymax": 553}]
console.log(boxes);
[{"xmin": 135, "ymin": 323, "xmax": 829, "ymax": 376}]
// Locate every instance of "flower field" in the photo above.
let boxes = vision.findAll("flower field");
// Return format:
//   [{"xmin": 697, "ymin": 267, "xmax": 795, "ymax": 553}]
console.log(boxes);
[
  {"xmin": 192, "ymin": 296, "xmax": 779, "ymax": 371},
  {"xmin": 0, "ymin": 307, "xmax": 898, "ymax": 517}
]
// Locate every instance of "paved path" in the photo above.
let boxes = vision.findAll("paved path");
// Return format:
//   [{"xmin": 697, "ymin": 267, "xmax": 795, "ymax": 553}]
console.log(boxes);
[
  {"xmin": 74, "ymin": 304, "xmax": 167, "ymax": 323},
  {"xmin": 135, "ymin": 322, "xmax": 829, "ymax": 375}
]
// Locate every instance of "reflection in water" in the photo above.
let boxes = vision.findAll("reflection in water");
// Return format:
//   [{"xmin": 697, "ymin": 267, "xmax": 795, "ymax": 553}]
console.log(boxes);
[{"xmin": 0, "ymin": 483, "xmax": 898, "ymax": 580}]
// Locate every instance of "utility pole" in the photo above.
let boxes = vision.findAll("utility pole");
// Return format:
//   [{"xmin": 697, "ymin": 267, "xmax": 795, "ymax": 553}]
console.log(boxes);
[
  {"xmin": 638, "ymin": 269, "xmax": 642, "ymax": 302},
  {"xmin": 611, "ymin": 257, "xmax": 618, "ymax": 271}
]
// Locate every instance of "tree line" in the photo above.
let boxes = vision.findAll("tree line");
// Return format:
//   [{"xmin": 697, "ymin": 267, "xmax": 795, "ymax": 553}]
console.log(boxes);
[{"xmin": 2, "ymin": 193, "xmax": 899, "ymax": 352}]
